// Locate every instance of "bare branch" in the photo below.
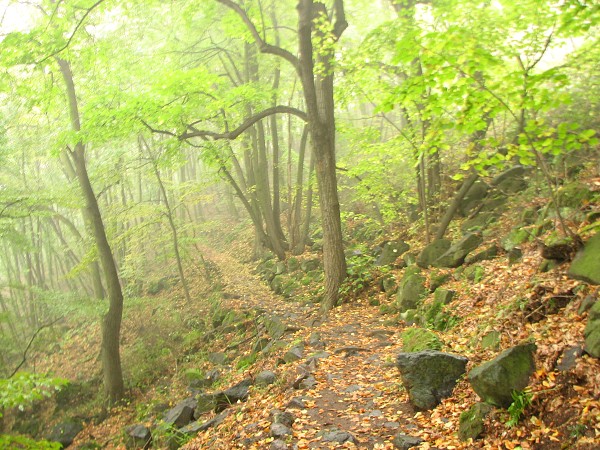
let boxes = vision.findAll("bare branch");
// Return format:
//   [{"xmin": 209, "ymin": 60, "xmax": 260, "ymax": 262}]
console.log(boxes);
[
  {"xmin": 179, "ymin": 105, "xmax": 307, "ymax": 140},
  {"xmin": 9, "ymin": 316, "xmax": 65, "ymax": 378},
  {"xmin": 37, "ymin": 0, "xmax": 106, "ymax": 64},
  {"xmin": 216, "ymin": 0, "xmax": 300, "ymax": 72}
]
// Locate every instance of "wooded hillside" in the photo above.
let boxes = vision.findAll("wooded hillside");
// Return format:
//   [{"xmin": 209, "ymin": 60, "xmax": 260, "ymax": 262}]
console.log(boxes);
[{"xmin": 0, "ymin": 0, "xmax": 599, "ymax": 449}]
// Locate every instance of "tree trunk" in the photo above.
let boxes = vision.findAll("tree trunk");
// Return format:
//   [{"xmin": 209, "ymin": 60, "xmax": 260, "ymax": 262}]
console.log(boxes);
[
  {"xmin": 58, "ymin": 58, "xmax": 125, "ymax": 403},
  {"xmin": 297, "ymin": 0, "xmax": 347, "ymax": 313}
]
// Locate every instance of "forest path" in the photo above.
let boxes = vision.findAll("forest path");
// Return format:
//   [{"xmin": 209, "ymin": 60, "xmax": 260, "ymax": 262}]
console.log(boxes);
[{"xmin": 197, "ymin": 247, "xmax": 414, "ymax": 449}]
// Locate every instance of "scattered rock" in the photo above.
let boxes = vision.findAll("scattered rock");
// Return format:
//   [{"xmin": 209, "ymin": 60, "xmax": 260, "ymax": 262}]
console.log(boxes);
[
  {"xmin": 308, "ymin": 332, "xmax": 323, "ymax": 347},
  {"xmin": 376, "ymin": 240, "xmax": 410, "ymax": 266},
  {"xmin": 164, "ymin": 397, "xmax": 197, "ymax": 428},
  {"xmin": 417, "ymin": 239, "xmax": 452, "ymax": 268},
  {"xmin": 194, "ymin": 393, "xmax": 218, "ymax": 417},
  {"xmin": 461, "ymin": 212, "xmax": 498, "ymax": 233},
  {"xmin": 283, "ymin": 346, "xmax": 304, "ymax": 363},
  {"xmin": 321, "ymin": 429, "xmax": 358, "ymax": 444},
  {"xmin": 557, "ymin": 181, "xmax": 595, "ymax": 208},
  {"xmin": 270, "ymin": 423, "xmax": 292, "ymax": 438},
  {"xmin": 396, "ymin": 266, "xmax": 428, "ymax": 313},
  {"xmin": 556, "ymin": 346, "xmax": 584, "ymax": 371},
  {"xmin": 270, "ymin": 439, "xmax": 289, "ymax": 450},
  {"xmin": 287, "ymin": 397, "xmax": 306, "ymax": 409},
  {"xmin": 481, "ymin": 331, "xmax": 501, "ymax": 350},
  {"xmin": 215, "ymin": 378, "xmax": 253, "ymax": 412},
  {"xmin": 197, "ymin": 410, "xmax": 230, "ymax": 432},
  {"xmin": 584, "ymin": 301, "xmax": 600, "ymax": 358},
  {"xmin": 392, "ymin": 433, "xmax": 424, "ymax": 450},
  {"xmin": 578, "ymin": 295, "xmax": 597, "ymax": 315},
  {"xmin": 460, "ymin": 180, "xmax": 489, "ymax": 216},
  {"xmin": 47, "ymin": 420, "xmax": 83, "ymax": 448},
  {"xmin": 466, "ymin": 244, "xmax": 499, "ymax": 265},
  {"xmin": 433, "ymin": 288, "xmax": 455, "ymax": 305},
  {"xmin": 568, "ymin": 233, "xmax": 600, "ymax": 285},
  {"xmin": 255, "ymin": 370, "xmax": 277, "ymax": 386},
  {"xmin": 252, "ymin": 337, "xmax": 271, "ymax": 353},
  {"xmin": 458, "ymin": 402, "xmax": 493, "ymax": 441},
  {"xmin": 207, "ymin": 352, "xmax": 228, "ymax": 366},
  {"xmin": 508, "ymin": 247, "xmax": 523, "ymax": 265},
  {"xmin": 271, "ymin": 410, "xmax": 295, "ymax": 427},
  {"xmin": 297, "ymin": 375, "xmax": 317, "ymax": 390},
  {"xmin": 468, "ymin": 343, "xmax": 536, "ymax": 407},
  {"xmin": 263, "ymin": 315, "xmax": 286, "ymax": 339},
  {"xmin": 433, "ymin": 233, "xmax": 483, "ymax": 268},
  {"xmin": 396, "ymin": 350, "xmax": 468, "ymax": 410},
  {"xmin": 125, "ymin": 424, "xmax": 152, "ymax": 449},
  {"xmin": 333, "ymin": 346, "xmax": 369, "ymax": 356},
  {"xmin": 491, "ymin": 166, "xmax": 528, "ymax": 193}
]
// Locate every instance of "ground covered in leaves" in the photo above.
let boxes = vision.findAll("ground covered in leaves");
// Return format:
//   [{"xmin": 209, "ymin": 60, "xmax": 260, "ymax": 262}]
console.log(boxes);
[{"xmin": 8, "ymin": 180, "xmax": 600, "ymax": 450}]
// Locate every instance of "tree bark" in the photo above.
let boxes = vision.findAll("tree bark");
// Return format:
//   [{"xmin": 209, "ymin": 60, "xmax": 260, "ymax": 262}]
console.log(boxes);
[{"xmin": 58, "ymin": 58, "xmax": 125, "ymax": 403}]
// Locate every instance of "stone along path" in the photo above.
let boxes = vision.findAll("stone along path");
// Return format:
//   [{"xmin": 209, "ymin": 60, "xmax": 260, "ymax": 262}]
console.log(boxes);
[{"xmin": 194, "ymin": 248, "xmax": 416, "ymax": 449}]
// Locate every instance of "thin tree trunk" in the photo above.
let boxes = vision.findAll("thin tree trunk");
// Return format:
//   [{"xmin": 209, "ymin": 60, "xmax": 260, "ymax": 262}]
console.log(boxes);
[
  {"xmin": 58, "ymin": 58, "xmax": 125, "ymax": 403},
  {"xmin": 140, "ymin": 136, "xmax": 191, "ymax": 302}
]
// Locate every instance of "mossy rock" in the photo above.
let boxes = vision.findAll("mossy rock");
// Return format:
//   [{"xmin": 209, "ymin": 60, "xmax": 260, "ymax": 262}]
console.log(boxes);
[
  {"xmin": 396, "ymin": 267, "xmax": 427, "ymax": 313},
  {"xmin": 401, "ymin": 327, "xmax": 442, "ymax": 352},
  {"xmin": 584, "ymin": 301, "xmax": 600, "ymax": 358},
  {"xmin": 458, "ymin": 402, "xmax": 493, "ymax": 441},
  {"xmin": 464, "ymin": 265, "xmax": 485, "ymax": 282},
  {"xmin": 468, "ymin": 343, "xmax": 536, "ymax": 407},
  {"xmin": 568, "ymin": 233, "xmax": 600, "ymax": 285},
  {"xmin": 287, "ymin": 257, "xmax": 300, "ymax": 272},
  {"xmin": 429, "ymin": 272, "xmax": 451, "ymax": 292},
  {"xmin": 417, "ymin": 239, "xmax": 452, "ymax": 268},
  {"xmin": 481, "ymin": 331, "xmax": 501, "ymax": 350},
  {"xmin": 557, "ymin": 182, "xmax": 594, "ymax": 208},
  {"xmin": 502, "ymin": 228, "xmax": 530, "ymax": 251}
]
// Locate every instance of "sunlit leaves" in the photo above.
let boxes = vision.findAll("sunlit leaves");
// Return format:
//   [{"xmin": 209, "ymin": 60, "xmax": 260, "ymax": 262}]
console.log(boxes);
[{"xmin": 0, "ymin": 372, "xmax": 68, "ymax": 417}]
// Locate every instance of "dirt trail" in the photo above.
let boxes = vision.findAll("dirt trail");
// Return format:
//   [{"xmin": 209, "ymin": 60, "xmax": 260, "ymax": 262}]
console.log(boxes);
[{"xmin": 196, "ymin": 248, "xmax": 414, "ymax": 449}]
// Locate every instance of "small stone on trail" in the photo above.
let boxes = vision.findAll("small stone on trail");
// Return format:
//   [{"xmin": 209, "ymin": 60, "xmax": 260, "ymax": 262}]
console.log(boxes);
[
  {"xmin": 255, "ymin": 370, "xmax": 277, "ymax": 386},
  {"xmin": 270, "ymin": 422, "xmax": 292, "ymax": 438},
  {"xmin": 321, "ymin": 429, "xmax": 358, "ymax": 444},
  {"xmin": 287, "ymin": 397, "xmax": 306, "ymax": 409},
  {"xmin": 270, "ymin": 439, "xmax": 289, "ymax": 450},
  {"xmin": 392, "ymin": 433, "xmax": 423, "ymax": 450}
]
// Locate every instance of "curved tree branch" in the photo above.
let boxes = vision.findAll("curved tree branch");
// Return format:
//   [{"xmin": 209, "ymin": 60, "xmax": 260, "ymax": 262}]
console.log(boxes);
[
  {"xmin": 216, "ymin": 0, "xmax": 300, "ymax": 72},
  {"xmin": 37, "ymin": 0, "xmax": 106, "ymax": 64},
  {"xmin": 179, "ymin": 106, "xmax": 307, "ymax": 140},
  {"xmin": 9, "ymin": 316, "xmax": 65, "ymax": 378}
]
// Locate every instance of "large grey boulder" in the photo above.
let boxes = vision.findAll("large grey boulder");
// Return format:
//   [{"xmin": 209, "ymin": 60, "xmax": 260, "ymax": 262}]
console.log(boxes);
[
  {"xmin": 417, "ymin": 239, "xmax": 451, "ymax": 268},
  {"xmin": 376, "ymin": 240, "xmax": 410, "ymax": 266},
  {"xmin": 432, "ymin": 233, "xmax": 483, "ymax": 268},
  {"xmin": 491, "ymin": 166, "xmax": 528, "ymax": 193},
  {"xmin": 460, "ymin": 180, "xmax": 489, "ymax": 216},
  {"xmin": 461, "ymin": 212, "xmax": 498, "ymax": 234},
  {"xmin": 47, "ymin": 420, "xmax": 83, "ymax": 448},
  {"xmin": 584, "ymin": 301, "xmax": 600, "ymax": 358},
  {"xmin": 468, "ymin": 343, "xmax": 536, "ymax": 407},
  {"xmin": 568, "ymin": 233, "xmax": 600, "ymax": 285},
  {"xmin": 396, "ymin": 350, "xmax": 468, "ymax": 410},
  {"xmin": 125, "ymin": 424, "xmax": 152, "ymax": 449},
  {"xmin": 164, "ymin": 397, "xmax": 197, "ymax": 428},
  {"xmin": 255, "ymin": 370, "xmax": 277, "ymax": 386},
  {"xmin": 215, "ymin": 378, "xmax": 253, "ymax": 412},
  {"xmin": 396, "ymin": 266, "xmax": 427, "ymax": 313}
]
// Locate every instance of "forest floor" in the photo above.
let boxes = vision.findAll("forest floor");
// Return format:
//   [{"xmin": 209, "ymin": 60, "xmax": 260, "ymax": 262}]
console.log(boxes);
[
  {"xmin": 12, "ymin": 180, "xmax": 600, "ymax": 449},
  {"xmin": 57, "ymin": 233, "xmax": 599, "ymax": 450}
]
